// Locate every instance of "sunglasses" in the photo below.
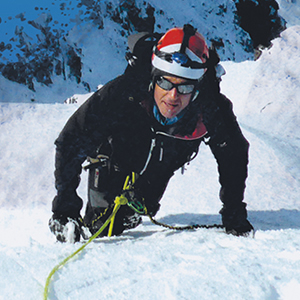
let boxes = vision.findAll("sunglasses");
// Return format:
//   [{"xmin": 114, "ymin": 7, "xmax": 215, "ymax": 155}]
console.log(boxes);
[{"xmin": 156, "ymin": 76, "xmax": 195, "ymax": 95}]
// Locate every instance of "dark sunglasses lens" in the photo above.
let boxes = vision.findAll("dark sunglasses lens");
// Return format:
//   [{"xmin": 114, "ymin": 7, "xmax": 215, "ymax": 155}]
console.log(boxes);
[
  {"xmin": 156, "ymin": 77, "xmax": 173, "ymax": 90},
  {"xmin": 177, "ymin": 84, "xmax": 195, "ymax": 94},
  {"xmin": 156, "ymin": 77, "xmax": 195, "ymax": 94}
]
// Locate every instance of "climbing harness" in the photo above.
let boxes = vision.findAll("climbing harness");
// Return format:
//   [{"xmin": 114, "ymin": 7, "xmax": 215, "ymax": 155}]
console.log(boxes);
[{"xmin": 43, "ymin": 172, "xmax": 223, "ymax": 299}]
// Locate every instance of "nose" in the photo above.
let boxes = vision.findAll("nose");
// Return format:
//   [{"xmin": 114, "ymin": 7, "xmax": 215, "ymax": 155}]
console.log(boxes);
[{"xmin": 169, "ymin": 87, "xmax": 179, "ymax": 99}]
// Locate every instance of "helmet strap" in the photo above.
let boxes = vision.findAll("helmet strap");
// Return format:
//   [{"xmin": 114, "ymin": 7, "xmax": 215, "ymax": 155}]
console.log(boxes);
[{"xmin": 179, "ymin": 24, "xmax": 197, "ymax": 54}]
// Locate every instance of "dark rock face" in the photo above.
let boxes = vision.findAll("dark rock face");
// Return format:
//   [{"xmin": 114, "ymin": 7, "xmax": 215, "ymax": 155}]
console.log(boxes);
[
  {"xmin": 0, "ymin": 0, "xmax": 286, "ymax": 93},
  {"xmin": 233, "ymin": 0, "xmax": 286, "ymax": 48},
  {"xmin": 0, "ymin": 1, "xmax": 156, "ymax": 92}
]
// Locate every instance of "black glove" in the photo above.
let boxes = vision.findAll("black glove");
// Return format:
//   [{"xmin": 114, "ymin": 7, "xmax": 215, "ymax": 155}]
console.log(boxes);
[
  {"xmin": 220, "ymin": 203, "xmax": 254, "ymax": 237},
  {"xmin": 49, "ymin": 214, "xmax": 85, "ymax": 243}
]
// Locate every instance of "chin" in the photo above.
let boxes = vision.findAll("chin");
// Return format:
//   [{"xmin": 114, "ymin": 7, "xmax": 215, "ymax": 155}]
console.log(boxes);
[{"xmin": 163, "ymin": 113, "xmax": 176, "ymax": 119}]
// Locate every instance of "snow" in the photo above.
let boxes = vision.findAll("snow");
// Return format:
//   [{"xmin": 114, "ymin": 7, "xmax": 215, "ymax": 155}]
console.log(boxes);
[
  {"xmin": 1, "ymin": 6, "xmax": 300, "ymax": 300},
  {"xmin": 277, "ymin": 0, "xmax": 300, "ymax": 27}
]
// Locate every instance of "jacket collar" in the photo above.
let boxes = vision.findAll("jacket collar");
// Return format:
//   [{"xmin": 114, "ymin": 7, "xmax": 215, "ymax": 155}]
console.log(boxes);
[
  {"xmin": 152, "ymin": 104, "xmax": 186, "ymax": 126},
  {"xmin": 140, "ymin": 98, "xmax": 207, "ymax": 140}
]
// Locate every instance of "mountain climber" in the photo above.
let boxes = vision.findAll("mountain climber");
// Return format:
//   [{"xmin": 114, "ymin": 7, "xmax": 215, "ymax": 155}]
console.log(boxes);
[{"xmin": 49, "ymin": 24, "xmax": 254, "ymax": 242}]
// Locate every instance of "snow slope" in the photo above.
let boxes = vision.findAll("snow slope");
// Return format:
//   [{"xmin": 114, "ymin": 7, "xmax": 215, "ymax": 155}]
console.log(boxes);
[
  {"xmin": 277, "ymin": 0, "xmax": 300, "ymax": 27},
  {"xmin": 0, "ymin": 25, "xmax": 300, "ymax": 299}
]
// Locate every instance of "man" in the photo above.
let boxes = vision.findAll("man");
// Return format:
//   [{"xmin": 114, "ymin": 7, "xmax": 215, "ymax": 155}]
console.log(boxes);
[{"xmin": 49, "ymin": 24, "xmax": 254, "ymax": 243}]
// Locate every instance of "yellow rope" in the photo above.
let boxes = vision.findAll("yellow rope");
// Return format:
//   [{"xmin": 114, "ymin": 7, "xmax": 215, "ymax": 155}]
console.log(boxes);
[
  {"xmin": 107, "ymin": 194, "xmax": 128, "ymax": 236},
  {"xmin": 43, "ymin": 195, "xmax": 128, "ymax": 300},
  {"xmin": 44, "ymin": 172, "xmax": 223, "ymax": 299},
  {"xmin": 108, "ymin": 173, "xmax": 134, "ymax": 237},
  {"xmin": 44, "ymin": 173, "xmax": 136, "ymax": 299}
]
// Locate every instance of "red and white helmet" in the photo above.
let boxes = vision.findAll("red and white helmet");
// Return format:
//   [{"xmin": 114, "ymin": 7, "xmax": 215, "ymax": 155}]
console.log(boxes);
[{"xmin": 152, "ymin": 24, "xmax": 209, "ymax": 80}]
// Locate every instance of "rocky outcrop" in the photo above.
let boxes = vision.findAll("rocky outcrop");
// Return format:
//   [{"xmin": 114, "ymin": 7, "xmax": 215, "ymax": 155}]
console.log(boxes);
[{"xmin": 0, "ymin": 0, "xmax": 286, "ymax": 93}]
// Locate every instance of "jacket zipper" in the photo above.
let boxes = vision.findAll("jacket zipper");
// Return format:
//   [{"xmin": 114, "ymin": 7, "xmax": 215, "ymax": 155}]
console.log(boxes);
[
  {"xmin": 140, "ymin": 138, "xmax": 156, "ymax": 175},
  {"xmin": 139, "ymin": 128, "xmax": 203, "ymax": 175},
  {"xmin": 159, "ymin": 141, "xmax": 164, "ymax": 161}
]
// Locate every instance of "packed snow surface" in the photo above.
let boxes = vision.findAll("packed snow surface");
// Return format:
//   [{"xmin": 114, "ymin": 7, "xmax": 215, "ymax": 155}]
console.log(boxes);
[{"xmin": 0, "ymin": 13, "xmax": 300, "ymax": 300}]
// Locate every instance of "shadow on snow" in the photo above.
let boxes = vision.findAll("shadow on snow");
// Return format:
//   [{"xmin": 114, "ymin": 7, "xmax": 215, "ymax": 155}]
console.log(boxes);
[{"xmin": 142, "ymin": 209, "xmax": 300, "ymax": 232}]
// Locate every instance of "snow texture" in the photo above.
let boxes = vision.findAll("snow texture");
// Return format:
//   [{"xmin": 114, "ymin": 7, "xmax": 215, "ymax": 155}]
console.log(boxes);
[{"xmin": 0, "ymin": 2, "xmax": 300, "ymax": 300}]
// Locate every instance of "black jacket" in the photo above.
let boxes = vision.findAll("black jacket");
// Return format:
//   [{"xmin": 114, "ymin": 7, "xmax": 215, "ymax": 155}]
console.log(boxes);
[{"xmin": 52, "ymin": 70, "xmax": 249, "ymax": 219}]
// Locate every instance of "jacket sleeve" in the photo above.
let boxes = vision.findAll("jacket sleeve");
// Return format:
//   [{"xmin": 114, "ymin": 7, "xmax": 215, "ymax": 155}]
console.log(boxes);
[
  {"xmin": 206, "ymin": 94, "xmax": 249, "ymax": 209},
  {"xmin": 52, "ymin": 82, "xmax": 119, "ymax": 218}
]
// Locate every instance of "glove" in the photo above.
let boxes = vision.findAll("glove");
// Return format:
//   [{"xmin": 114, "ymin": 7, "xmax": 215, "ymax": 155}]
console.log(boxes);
[
  {"xmin": 220, "ymin": 203, "xmax": 254, "ymax": 237},
  {"xmin": 49, "ymin": 214, "xmax": 84, "ymax": 243}
]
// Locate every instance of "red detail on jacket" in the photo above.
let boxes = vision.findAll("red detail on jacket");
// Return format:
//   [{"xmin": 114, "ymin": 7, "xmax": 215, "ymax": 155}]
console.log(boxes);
[{"xmin": 174, "ymin": 117, "xmax": 207, "ymax": 140}]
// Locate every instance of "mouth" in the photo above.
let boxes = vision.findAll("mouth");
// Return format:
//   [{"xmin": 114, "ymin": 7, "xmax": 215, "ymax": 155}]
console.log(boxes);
[{"xmin": 163, "ymin": 101, "xmax": 178, "ymax": 109}]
